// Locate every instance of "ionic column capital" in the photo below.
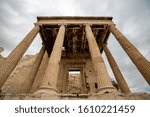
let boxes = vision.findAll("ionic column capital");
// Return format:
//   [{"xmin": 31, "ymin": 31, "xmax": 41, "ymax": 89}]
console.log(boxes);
[
  {"xmin": 108, "ymin": 23, "xmax": 116, "ymax": 27},
  {"xmin": 58, "ymin": 24, "xmax": 67, "ymax": 27}
]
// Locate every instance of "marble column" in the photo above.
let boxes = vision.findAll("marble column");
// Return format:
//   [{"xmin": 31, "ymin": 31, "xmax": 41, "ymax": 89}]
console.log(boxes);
[
  {"xmin": 0, "ymin": 24, "xmax": 40, "ymax": 89},
  {"xmin": 109, "ymin": 25, "xmax": 150, "ymax": 85},
  {"xmin": 36, "ymin": 25, "xmax": 65, "ymax": 94},
  {"xmin": 30, "ymin": 51, "xmax": 49, "ymax": 93},
  {"xmin": 21, "ymin": 45, "xmax": 45, "ymax": 93},
  {"xmin": 85, "ymin": 24, "xmax": 116, "ymax": 94},
  {"xmin": 103, "ymin": 45, "xmax": 130, "ymax": 93}
]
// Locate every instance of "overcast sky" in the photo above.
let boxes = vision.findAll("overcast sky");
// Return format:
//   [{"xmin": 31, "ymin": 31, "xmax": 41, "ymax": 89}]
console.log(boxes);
[{"xmin": 0, "ymin": 0, "xmax": 150, "ymax": 93}]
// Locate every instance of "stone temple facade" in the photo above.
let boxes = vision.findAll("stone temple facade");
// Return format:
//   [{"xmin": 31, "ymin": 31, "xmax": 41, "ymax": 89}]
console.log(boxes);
[{"xmin": 0, "ymin": 16, "xmax": 150, "ymax": 100}]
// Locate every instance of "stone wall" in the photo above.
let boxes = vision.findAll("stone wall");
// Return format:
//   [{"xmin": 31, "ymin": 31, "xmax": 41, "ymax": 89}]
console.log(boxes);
[{"xmin": 1, "ymin": 55, "xmax": 36, "ymax": 93}]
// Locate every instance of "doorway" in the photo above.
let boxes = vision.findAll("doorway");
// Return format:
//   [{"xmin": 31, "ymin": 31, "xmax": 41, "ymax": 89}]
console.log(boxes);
[{"xmin": 67, "ymin": 70, "xmax": 82, "ymax": 94}]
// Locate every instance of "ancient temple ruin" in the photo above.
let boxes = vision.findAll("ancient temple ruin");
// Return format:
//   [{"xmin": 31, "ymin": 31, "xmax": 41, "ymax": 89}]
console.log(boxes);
[{"xmin": 0, "ymin": 16, "xmax": 150, "ymax": 99}]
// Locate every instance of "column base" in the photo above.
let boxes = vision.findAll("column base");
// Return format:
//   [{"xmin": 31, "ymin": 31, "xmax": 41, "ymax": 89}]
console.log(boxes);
[
  {"xmin": 97, "ymin": 86, "xmax": 118, "ymax": 94},
  {"xmin": 33, "ymin": 86, "xmax": 58, "ymax": 99}
]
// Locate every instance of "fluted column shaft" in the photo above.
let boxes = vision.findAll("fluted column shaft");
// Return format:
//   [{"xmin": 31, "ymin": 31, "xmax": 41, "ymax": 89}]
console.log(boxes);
[
  {"xmin": 21, "ymin": 45, "xmax": 45, "ymax": 93},
  {"xmin": 38, "ymin": 25, "xmax": 65, "ymax": 94},
  {"xmin": 85, "ymin": 24, "xmax": 115, "ymax": 93},
  {"xmin": 0, "ymin": 25, "xmax": 40, "ymax": 89},
  {"xmin": 103, "ymin": 45, "xmax": 130, "ymax": 93},
  {"xmin": 30, "ymin": 51, "xmax": 49, "ymax": 93},
  {"xmin": 109, "ymin": 25, "xmax": 150, "ymax": 85}
]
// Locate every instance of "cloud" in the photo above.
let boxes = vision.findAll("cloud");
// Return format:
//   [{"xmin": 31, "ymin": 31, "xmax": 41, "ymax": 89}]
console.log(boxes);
[{"xmin": 0, "ymin": 0, "xmax": 149, "ymax": 93}]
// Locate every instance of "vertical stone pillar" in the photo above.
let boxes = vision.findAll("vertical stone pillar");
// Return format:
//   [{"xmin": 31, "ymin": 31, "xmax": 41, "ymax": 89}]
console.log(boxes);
[
  {"xmin": 30, "ymin": 51, "xmax": 49, "ymax": 93},
  {"xmin": 36, "ymin": 25, "xmax": 65, "ymax": 95},
  {"xmin": 56, "ymin": 62, "xmax": 64, "ymax": 93},
  {"xmin": 21, "ymin": 45, "xmax": 45, "ymax": 93},
  {"xmin": 89, "ymin": 83, "xmax": 95, "ymax": 94},
  {"xmin": 81, "ymin": 70, "xmax": 86, "ymax": 94},
  {"xmin": 103, "ymin": 45, "xmax": 130, "ymax": 93},
  {"xmin": 0, "ymin": 25, "xmax": 40, "ymax": 89},
  {"xmin": 85, "ymin": 24, "xmax": 116, "ymax": 94},
  {"xmin": 62, "ymin": 69, "xmax": 68, "ymax": 94},
  {"xmin": 109, "ymin": 25, "xmax": 150, "ymax": 85}
]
